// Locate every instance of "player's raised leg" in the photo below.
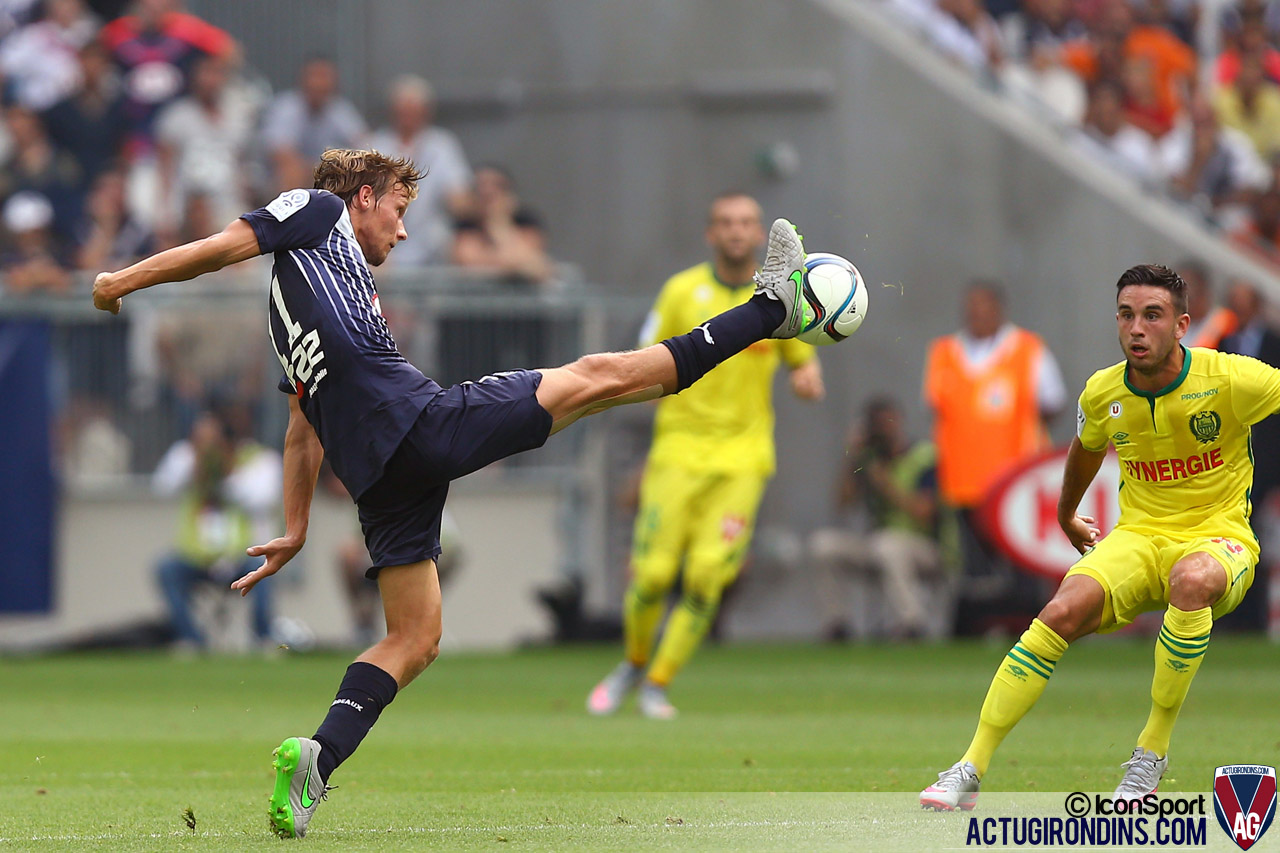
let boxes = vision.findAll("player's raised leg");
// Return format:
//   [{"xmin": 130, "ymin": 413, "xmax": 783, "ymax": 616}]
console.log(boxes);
[
  {"xmin": 1118, "ymin": 547, "xmax": 1238, "ymax": 798},
  {"xmin": 535, "ymin": 218, "xmax": 807, "ymax": 432},
  {"xmin": 920, "ymin": 574, "xmax": 1099, "ymax": 810}
]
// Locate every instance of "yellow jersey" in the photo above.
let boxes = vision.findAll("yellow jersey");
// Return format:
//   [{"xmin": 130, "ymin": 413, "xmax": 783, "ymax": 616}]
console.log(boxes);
[
  {"xmin": 1077, "ymin": 346, "xmax": 1280, "ymax": 549},
  {"xmin": 640, "ymin": 262, "xmax": 814, "ymax": 475}
]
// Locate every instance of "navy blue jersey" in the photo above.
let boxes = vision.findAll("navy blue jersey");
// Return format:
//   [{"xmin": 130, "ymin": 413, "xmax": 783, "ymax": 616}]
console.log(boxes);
[{"xmin": 241, "ymin": 189, "xmax": 441, "ymax": 499}]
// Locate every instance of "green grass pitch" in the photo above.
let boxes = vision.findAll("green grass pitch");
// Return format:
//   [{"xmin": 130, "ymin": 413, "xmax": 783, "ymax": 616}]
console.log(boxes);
[{"xmin": 1, "ymin": 639, "xmax": 1276, "ymax": 851}]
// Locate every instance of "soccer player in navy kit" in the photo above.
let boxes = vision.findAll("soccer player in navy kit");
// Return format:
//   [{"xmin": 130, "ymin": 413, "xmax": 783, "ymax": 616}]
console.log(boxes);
[{"xmin": 92, "ymin": 149, "xmax": 811, "ymax": 838}]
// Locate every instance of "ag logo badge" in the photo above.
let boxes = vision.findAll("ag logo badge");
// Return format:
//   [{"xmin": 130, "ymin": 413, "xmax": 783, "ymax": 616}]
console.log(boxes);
[
  {"xmin": 1214, "ymin": 765, "xmax": 1276, "ymax": 850},
  {"xmin": 1189, "ymin": 411, "xmax": 1222, "ymax": 444}
]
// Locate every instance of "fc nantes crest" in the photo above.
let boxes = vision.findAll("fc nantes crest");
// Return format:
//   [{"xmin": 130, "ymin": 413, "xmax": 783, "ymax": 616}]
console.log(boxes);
[{"xmin": 1189, "ymin": 411, "xmax": 1222, "ymax": 444}]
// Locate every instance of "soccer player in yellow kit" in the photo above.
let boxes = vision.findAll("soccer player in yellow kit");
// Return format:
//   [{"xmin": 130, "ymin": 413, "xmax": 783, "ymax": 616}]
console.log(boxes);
[
  {"xmin": 922, "ymin": 263, "xmax": 1271, "ymax": 809},
  {"xmin": 587, "ymin": 192, "xmax": 823, "ymax": 719}
]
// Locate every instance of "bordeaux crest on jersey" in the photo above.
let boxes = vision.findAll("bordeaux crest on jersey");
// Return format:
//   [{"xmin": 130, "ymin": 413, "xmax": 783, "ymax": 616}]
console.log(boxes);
[
  {"xmin": 1214, "ymin": 765, "xmax": 1276, "ymax": 850},
  {"xmin": 1189, "ymin": 410, "xmax": 1222, "ymax": 444}
]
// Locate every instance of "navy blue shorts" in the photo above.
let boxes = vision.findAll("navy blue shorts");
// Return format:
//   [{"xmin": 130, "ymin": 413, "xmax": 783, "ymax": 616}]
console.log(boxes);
[{"xmin": 357, "ymin": 370, "xmax": 553, "ymax": 578}]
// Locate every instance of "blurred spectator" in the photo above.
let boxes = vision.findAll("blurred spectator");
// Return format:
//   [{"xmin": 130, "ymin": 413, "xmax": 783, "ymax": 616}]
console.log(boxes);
[
  {"xmin": 1233, "ymin": 186, "xmax": 1280, "ymax": 263},
  {"xmin": 1215, "ymin": 5, "xmax": 1280, "ymax": 86},
  {"xmin": 808, "ymin": 396, "xmax": 956, "ymax": 642},
  {"xmin": 100, "ymin": 0, "xmax": 236, "ymax": 160},
  {"xmin": 40, "ymin": 41, "xmax": 128, "ymax": 191},
  {"xmin": 0, "ymin": 0, "xmax": 98, "ymax": 111},
  {"xmin": 933, "ymin": 0, "xmax": 1006, "ymax": 71},
  {"xmin": 1078, "ymin": 79, "xmax": 1163, "ymax": 180},
  {"xmin": 154, "ymin": 53, "xmax": 257, "ymax": 245},
  {"xmin": 0, "ymin": 191, "xmax": 71, "ymax": 294},
  {"xmin": 1159, "ymin": 95, "xmax": 1269, "ymax": 224},
  {"xmin": 152, "ymin": 407, "xmax": 281, "ymax": 652},
  {"xmin": 1062, "ymin": 0, "xmax": 1196, "ymax": 118},
  {"xmin": 260, "ymin": 56, "xmax": 366, "ymax": 194},
  {"xmin": 1000, "ymin": 0, "xmax": 1088, "ymax": 122},
  {"xmin": 923, "ymin": 281, "xmax": 1065, "ymax": 578},
  {"xmin": 368, "ymin": 74, "xmax": 471, "ymax": 267},
  {"xmin": 1179, "ymin": 258, "xmax": 1239, "ymax": 347},
  {"xmin": 0, "ymin": 104, "xmax": 83, "ymax": 240},
  {"xmin": 1122, "ymin": 53, "xmax": 1179, "ymax": 138},
  {"xmin": 452, "ymin": 164, "xmax": 553, "ymax": 284},
  {"xmin": 72, "ymin": 168, "xmax": 151, "ymax": 271},
  {"xmin": 1219, "ymin": 278, "xmax": 1280, "ymax": 631},
  {"xmin": 1213, "ymin": 50, "xmax": 1280, "ymax": 160}
]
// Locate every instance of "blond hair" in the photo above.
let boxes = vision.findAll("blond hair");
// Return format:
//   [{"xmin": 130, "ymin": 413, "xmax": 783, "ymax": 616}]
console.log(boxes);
[{"xmin": 312, "ymin": 148, "xmax": 426, "ymax": 205}]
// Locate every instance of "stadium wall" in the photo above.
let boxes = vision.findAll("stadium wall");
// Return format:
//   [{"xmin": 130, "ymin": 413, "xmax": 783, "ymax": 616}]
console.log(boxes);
[{"xmin": 73, "ymin": 0, "xmax": 1280, "ymax": 640}]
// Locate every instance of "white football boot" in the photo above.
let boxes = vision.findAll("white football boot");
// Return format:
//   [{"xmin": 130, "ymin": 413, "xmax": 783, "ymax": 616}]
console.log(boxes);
[{"xmin": 920, "ymin": 760, "xmax": 981, "ymax": 811}]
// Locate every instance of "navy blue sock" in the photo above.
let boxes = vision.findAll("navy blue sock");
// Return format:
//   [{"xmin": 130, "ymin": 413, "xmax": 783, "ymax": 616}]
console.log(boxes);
[
  {"xmin": 312, "ymin": 661, "xmax": 399, "ymax": 781},
  {"xmin": 660, "ymin": 294, "xmax": 785, "ymax": 391}
]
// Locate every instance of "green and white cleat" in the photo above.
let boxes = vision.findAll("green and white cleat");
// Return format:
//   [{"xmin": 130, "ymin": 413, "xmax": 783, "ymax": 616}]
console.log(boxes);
[
  {"xmin": 753, "ymin": 217, "xmax": 809, "ymax": 338},
  {"xmin": 269, "ymin": 736, "xmax": 332, "ymax": 838}
]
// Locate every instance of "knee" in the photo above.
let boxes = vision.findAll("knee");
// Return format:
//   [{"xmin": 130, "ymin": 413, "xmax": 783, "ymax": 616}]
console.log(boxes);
[
  {"xmin": 630, "ymin": 561, "xmax": 677, "ymax": 602},
  {"xmin": 1036, "ymin": 597, "xmax": 1091, "ymax": 643},
  {"xmin": 391, "ymin": 623, "xmax": 442, "ymax": 671},
  {"xmin": 682, "ymin": 565, "xmax": 727, "ymax": 611},
  {"xmin": 1169, "ymin": 563, "xmax": 1224, "ymax": 609}
]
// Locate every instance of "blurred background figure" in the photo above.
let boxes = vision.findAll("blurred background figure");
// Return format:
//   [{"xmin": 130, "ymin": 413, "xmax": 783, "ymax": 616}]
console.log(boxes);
[
  {"xmin": 152, "ymin": 407, "xmax": 281, "ymax": 652},
  {"xmin": 154, "ymin": 53, "xmax": 259, "ymax": 247},
  {"xmin": 923, "ymin": 281, "xmax": 1065, "ymax": 629},
  {"xmin": 0, "ymin": 0, "xmax": 97, "ymax": 112},
  {"xmin": 41, "ymin": 41, "xmax": 128, "ymax": 197},
  {"xmin": 808, "ymin": 396, "xmax": 957, "ymax": 642},
  {"xmin": 368, "ymin": 74, "xmax": 471, "ymax": 267},
  {"xmin": 100, "ymin": 0, "xmax": 237, "ymax": 233},
  {"xmin": 1219, "ymin": 278, "xmax": 1280, "ymax": 631},
  {"xmin": 0, "ymin": 190, "xmax": 70, "ymax": 295},
  {"xmin": 261, "ymin": 55, "xmax": 367, "ymax": 194},
  {"xmin": 1179, "ymin": 258, "xmax": 1238, "ymax": 347},
  {"xmin": 1159, "ymin": 95, "xmax": 1269, "ymax": 227},
  {"xmin": 452, "ymin": 164, "xmax": 553, "ymax": 284},
  {"xmin": 586, "ymin": 191, "xmax": 823, "ymax": 720}
]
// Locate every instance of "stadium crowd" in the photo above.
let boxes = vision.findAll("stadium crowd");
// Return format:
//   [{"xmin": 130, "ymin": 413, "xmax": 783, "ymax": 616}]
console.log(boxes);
[
  {"xmin": 0, "ymin": 0, "xmax": 560, "ymax": 485},
  {"xmin": 0, "ymin": 0, "xmax": 554, "ymax": 293},
  {"xmin": 885, "ymin": 0, "xmax": 1280, "ymax": 267}
]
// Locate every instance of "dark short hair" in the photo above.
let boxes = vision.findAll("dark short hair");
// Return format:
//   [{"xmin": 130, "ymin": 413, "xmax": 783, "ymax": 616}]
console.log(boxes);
[{"xmin": 1115, "ymin": 263, "xmax": 1188, "ymax": 315}]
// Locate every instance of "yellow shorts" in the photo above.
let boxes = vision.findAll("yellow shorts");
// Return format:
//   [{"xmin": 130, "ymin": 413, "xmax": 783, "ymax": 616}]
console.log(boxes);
[
  {"xmin": 1064, "ymin": 528, "xmax": 1256, "ymax": 632},
  {"xmin": 630, "ymin": 462, "xmax": 768, "ymax": 594}
]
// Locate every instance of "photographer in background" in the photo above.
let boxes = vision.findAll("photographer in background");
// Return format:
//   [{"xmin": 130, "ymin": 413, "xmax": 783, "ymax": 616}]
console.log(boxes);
[
  {"xmin": 808, "ymin": 395, "xmax": 957, "ymax": 641},
  {"xmin": 153, "ymin": 406, "xmax": 281, "ymax": 652}
]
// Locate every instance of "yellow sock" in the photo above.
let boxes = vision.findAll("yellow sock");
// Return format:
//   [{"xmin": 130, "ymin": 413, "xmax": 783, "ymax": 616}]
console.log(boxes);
[
  {"xmin": 1136, "ymin": 606, "xmax": 1212, "ymax": 757},
  {"xmin": 647, "ymin": 593, "xmax": 718, "ymax": 686},
  {"xmin": 623, "ymin": 582, "xmax": 666, "ymax": 668},
  {"xmin": 961, "ymin": 619, "xmax": 1069, "ymax": 777}
]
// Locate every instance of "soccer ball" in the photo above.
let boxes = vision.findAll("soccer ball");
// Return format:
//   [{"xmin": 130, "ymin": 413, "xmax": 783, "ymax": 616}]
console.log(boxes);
[{"xmin": 795, "ymin": 252, "xmax": 868, "ymax": 346}]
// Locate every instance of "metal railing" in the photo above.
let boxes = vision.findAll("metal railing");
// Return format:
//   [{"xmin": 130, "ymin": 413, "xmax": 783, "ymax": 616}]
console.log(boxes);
[{"xmin": 0, "ymin": 267, "xmax": 651, "ymax": 494}]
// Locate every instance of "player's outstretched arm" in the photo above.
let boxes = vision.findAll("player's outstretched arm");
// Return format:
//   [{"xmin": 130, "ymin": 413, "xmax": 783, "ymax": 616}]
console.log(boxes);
[
  {"xmin": 231, "ymin": 395, "xmax": 323, "ymax": 596},
  {"xmin": 92, "ymin": 218, "xmax": 262, "ymax": 314},
  {"xmin": 788, "ymin": 358, "xmax": 825, "ymax": 401},
  {"xmin": 1057, "ymin": 437, "xmax": 1106, "ymax": 554}
]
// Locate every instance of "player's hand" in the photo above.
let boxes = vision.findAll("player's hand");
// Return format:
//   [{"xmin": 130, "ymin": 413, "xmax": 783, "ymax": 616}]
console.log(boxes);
[
  {"xmin": 231, "ymin": 536, "xmax": 304, "ymax": 596},
  {"xmin": 92, "ymin": 272, "xmax": 122, "ymax": 314},
  {"xmin": 1060, "ymin": 514, "xmax": 1100, "ymax": 555},
  {"xmin": 790, "ymin": 361, "xmax": 825, "ymax": 401}
]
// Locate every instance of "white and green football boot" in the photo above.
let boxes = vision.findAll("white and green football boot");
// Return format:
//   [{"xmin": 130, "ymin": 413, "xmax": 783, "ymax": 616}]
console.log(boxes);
[
  {"xmin": 269, "ymin": 736, "xmax": 332, "ymax": 838},
  {"xmin": 752, "ymin": 217, "xmax": 809, "ymax": 338}
]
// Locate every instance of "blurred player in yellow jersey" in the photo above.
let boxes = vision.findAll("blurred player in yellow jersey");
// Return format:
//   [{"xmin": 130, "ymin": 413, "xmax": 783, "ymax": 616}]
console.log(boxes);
[
  {"xmin": 587, "ymin": 192, "xmax": 824, "ymax": 719},
  {"xmin": 922, "ymin": 264, "xmax": 1279, "ymax": 810}
]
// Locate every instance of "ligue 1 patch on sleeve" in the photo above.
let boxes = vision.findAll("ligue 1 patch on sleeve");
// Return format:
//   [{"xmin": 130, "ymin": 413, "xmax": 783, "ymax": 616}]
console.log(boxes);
[{"xmin": 266, "ymin": 189, "xmax": 310, "ymax": 222}]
